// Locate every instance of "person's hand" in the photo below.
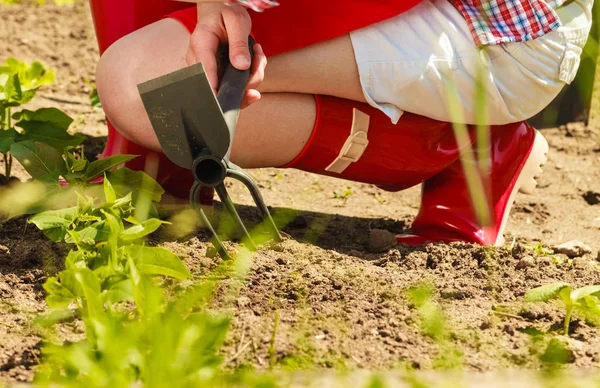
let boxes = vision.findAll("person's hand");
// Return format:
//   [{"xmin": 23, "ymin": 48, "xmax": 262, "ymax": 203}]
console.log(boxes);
[{"xmin": 186, "ymin": 3, "xmax": 267, "ymax": 108}]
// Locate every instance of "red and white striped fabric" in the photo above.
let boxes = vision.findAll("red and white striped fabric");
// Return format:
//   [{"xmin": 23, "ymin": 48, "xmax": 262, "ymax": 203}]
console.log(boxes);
[{"xmin": 451, "ymin": 0, "xmax": 566, "ymax": 45}]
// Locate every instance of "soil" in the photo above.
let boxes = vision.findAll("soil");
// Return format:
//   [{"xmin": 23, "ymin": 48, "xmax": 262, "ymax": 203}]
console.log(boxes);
[{"xmin": 1, "ymin": 1, "xmax": 600, "ymax": 385}]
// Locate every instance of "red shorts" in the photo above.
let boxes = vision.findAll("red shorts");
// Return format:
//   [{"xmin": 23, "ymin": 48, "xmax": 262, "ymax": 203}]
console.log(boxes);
[{"xmin": 166, "ymin": 2, "xmax": 421, "ymax": 58}]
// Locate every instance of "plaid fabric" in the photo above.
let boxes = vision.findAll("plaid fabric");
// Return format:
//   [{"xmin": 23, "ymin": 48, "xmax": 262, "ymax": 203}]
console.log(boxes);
[{"xmin": 452, "ymin": 0, "xmax": 566, "ymax": 45}]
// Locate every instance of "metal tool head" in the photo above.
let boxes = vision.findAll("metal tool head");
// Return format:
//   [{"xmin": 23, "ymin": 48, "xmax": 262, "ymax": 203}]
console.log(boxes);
[
  {"xmin": 138, "ymin": 62, "xmax": 231, "ymax": 170},
  {"xmin": 137, "ymin": 38, "xmax": 282, "ymax": 259}
]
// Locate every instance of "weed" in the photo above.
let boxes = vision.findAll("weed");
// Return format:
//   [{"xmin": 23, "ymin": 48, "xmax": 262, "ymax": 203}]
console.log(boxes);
[
  {"xmin": 332, "ymin": 186, "xmax": 354, "ymax": 203},
  {"xmin": 406, "ymin": 283, "xmax": 464, "ymax": 370},
  {"xmin": 524, "ymin": 282, "xmax": 600, "ymax": 335},
  {"xmin": 372, "ymin": 192, "xmax": 387, "ymax": 204},
  {"xmin": 525, "ymin": 242, "xmax": 554, "ymax": 257}
]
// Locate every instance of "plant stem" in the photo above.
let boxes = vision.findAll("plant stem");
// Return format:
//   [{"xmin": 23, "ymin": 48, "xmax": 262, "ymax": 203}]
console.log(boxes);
[
  {"xmin": 2, "ymin": 107, "xmax": 12, "ymax": 181},
  {"xmin": 3, "ymin": 107, "xmax": 9, "ymax": 130},
  {"xmin": 6, "ymin": 154, "xmax": 12, "ymax": 181},
  {"xmin": 564, "ymin": 305, "xmax": 573, "ymax": 336}
]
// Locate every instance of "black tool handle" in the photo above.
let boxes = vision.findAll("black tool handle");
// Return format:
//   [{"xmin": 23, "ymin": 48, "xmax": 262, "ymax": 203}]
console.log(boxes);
[{"xmin": 216, "ymin": 36, "xmax": 256, "ymax": 155}]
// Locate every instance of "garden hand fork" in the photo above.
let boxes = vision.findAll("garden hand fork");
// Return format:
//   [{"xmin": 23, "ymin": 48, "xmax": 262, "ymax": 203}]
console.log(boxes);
[{"xmin": 137, "ymin": 38, "xmax": 282, "ymax": 259}]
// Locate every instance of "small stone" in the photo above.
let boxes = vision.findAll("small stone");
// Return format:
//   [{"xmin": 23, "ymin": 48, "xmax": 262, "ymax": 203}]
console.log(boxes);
[
  {"xmin": 368, "ymin": 229, "xmax": 397, "ymax": 253},
  {"xmin": 503, "ymin": 324, "xmax": 515, "ymax": 336},
  {"xmin": 516, "ymin": 255, "xmax": 536, "ymax": 269},
  {"xmin": 0, "ymin": 244, "xmax": 9, "ymax": 255},
  {"xmin": 583, "ymin": 191, "xmax": 600, "ymax": 205},
  {"xmin": 379, "ymin": 329, "xmax": 391, "ymax": 338},
  {"xmin": 395, "ymin": 333, "xmax": 408, "ymax": 342},
  {"xmin": 511, "ymin": 243, "xmax": 527, "ymax": 260},
  {"xmin": 441, "ymin": 288, "xmax": 466, "ymax": 300},
  {"xmin": 276, "ymin": 257, "xmax": 287, "ymax": 266},
  {"xmin": 332, "ymin": 280, "xmax": 343, "ymax": 290},
  {"xmin": 553, "ymin": 240, "xmax": 593, "ymax": 258},
  {"xmin": 480, "ymin": 320, "xmax": 491, "ymax": 330}
]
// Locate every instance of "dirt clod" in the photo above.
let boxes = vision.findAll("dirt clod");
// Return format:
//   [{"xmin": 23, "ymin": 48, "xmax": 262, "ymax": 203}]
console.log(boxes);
[
  {"xmin": 516, "ymin": 255, "xmax": 536, "ymax": 269},
  {"xmin": 440, "ymin": 288, "xmax": 467, "ymax": 300},
  {"xmin": 553, "ymin": 240, "xmax": 593, "ymax": 258},
  {"xmin": 369, "ymin": 229, "xmax": 397, "ymax": 253}
]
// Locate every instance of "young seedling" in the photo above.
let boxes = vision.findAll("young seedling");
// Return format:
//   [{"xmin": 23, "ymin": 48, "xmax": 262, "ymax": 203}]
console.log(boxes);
[
  {"xmin": 0, "ymin": 57, "xmax": 84, "ymax": 184},
  {"xmin": 332, "ymin": 186, "xmax": 354, "ymax": 204},
  {"xmin": 524, "ymin": 282, "xmax": 600, "ymax": 335}
]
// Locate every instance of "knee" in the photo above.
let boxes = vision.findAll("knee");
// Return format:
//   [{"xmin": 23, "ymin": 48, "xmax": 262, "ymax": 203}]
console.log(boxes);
[{"xmin": 95, "ymin": 40, "xmax": 143, "ymax": 135}]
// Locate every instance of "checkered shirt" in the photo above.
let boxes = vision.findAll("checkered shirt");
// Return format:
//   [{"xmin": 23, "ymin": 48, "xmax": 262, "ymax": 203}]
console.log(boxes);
[{"xmin": 451, "ymin": 0, "xmax": 566, "ymax": 45}]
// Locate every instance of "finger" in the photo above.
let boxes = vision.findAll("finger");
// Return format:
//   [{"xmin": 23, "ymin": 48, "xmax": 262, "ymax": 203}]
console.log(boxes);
[
  {"xmin": 222, "ymin": 7, "xmax": 252, "ymax": 70},
  {"xmin": 189, "ymin": 25, "xmax": 221, "ymax": 91},
  {"xmin": 246, "ymin": 43, "xmax": 267, "ymax": 91},
  {"xmin": 241, "ymin": 89, "xmax": 261, "ymax": 109}
]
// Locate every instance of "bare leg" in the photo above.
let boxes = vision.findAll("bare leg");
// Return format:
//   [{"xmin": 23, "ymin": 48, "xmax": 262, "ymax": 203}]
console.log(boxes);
[{"xmin": 96, "ymin": 18, "xmax": 366, "ymax": 167}]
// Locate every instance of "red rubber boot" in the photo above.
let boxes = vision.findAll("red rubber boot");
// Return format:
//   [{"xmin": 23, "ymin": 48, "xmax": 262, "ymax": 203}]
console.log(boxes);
[
  {"xmin": 89, "ymin": 0, "xmax": 212, "ymax": 202},
  {"xmin": 396, "ymin": 122, "xmax": 549, "ymax": 246},
  {"xmin": 284, "ymin": 95, "xmax": 464, "ymax": 194}
]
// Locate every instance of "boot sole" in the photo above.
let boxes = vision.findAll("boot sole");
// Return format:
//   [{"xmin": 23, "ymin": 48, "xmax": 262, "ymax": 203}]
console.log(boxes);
[{"xmin": 494, "ymin": 130, "xmax": 549, "ymax": 246}]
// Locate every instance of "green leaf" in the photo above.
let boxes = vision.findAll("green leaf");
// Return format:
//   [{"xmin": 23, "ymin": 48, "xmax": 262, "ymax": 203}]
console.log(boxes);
[
  {"xmin": 128, "ymin": 257, "xmax": 165, "ymax": 318},
  {"xmin": 3, "ymin": 73, "xmax": 22, "ymax": 104},
  {"xmin": 120, "ymin": 218, "xmax": 166, "ymax": 242},
  {"xmin": 13, "ymin": 108, "xmax": 82, "ymax": 151},
  {"xmin": 15, "ymin": 125, "xmax": 85, "ymax": 151},
  {"xmin": 64, "ymin": 147, "xmax": 88, "ymax": 175},
  {"xmin": 66, "ymin": 226, "xmax": 98, "ymax": 247},
  {"xmin": 124, "ymin": 244, "xmax": 190, "ymax": 280},
  {"xmin": 524, "ymin": 282, "xmax": 571, "ymax": 302},
  {"xmin": 35, "ymin": 169, "xmax": 62, "ymax": 185},
  {"xmin": 84, "ymin": 154, "xmax": 137, "ymax": 181},
  {"xmin": 2, "ymin": 58, "xmax": 54, "ymax": 92},
  {"xmin": 106, "ymin": 168, "xmax": 164, "ymax": 203},
  {"xmin": 13, "ymin": 108, "xmax": 73, "ymax": 131},
  {"xmin": 43, "ymin": 276, "xmax": 76, "ymax": 310},
  {"xmin": 18, "ymin": 88, "xmax": 39, "ymax": 106},
  {"xmin": 0, "ymin": 128, "xmax": 17, "ymax": 153},
  {"xmin": 103, "ymin": 175, "xmax": 117, "ymax": 203},
  {"xmin": 571, "ymin": 285, "xmax": 600, "ymax": 301},
  {"xmin": 540, "ymin": 337, "xmax": 574, "ymax": 364},
  {"xmin": 90, "ymin": 88, "xmax": 101, "ymax": 108},
  {"xmin": 10, "ymin": 140, "xmax": 66, "ymax": 179},
  {"xmin": 102, "ymin": 279, "xmax": 133, "ymax": 304},
  {"xmin": 580, "ymin": 296, "xmax": 600, "ymax": 316},
  {"xmin": 28, "ymin": 206, "xmax": 79, "ymax": 242},
  {"xmin": 74, "ymin": 269, "xmax": 103, "ymax": 319},
  {"xmin": 34, "ymin": 309, "xmax": 76, "ymax": 328}
]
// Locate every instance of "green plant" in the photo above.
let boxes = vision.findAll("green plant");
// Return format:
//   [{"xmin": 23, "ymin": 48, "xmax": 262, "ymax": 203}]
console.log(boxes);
[
  {"xmin": 30, "ymin": 177, "xmax": 236, "ymax": 386},
  {"xmin": 406, "ymin": 283, "xmax": 464, "ymax": 370},
  {"xmin": 0, "ymin": 57, "xmax": 83, "ymax": 184},
  {"xmin": 524, "ymin": 282, "xmax": 600, "ymax": 335},
  {"xmin": 90, "ymin": 87, "xmax": 101, "ymax": 108},
  {"xmin": 332, "ymin": 186, "xmax": 354, "ymax": 203},
  {"xmin": 525, "ymin": 242, "xmax": 554, "ymax": 257}
]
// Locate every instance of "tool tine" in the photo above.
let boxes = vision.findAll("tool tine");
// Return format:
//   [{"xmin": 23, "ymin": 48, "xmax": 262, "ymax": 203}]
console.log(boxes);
[
  {"xmin": 190, "ymin": 182, "xmax": 230, "ymax": 260},
  {"xmin": 227, "ymin": 164, "xmax": 282, "ymax": 242},
  {"xmin": 215, "ymin": 183, "xmax": 258, "ymax": 251}
]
